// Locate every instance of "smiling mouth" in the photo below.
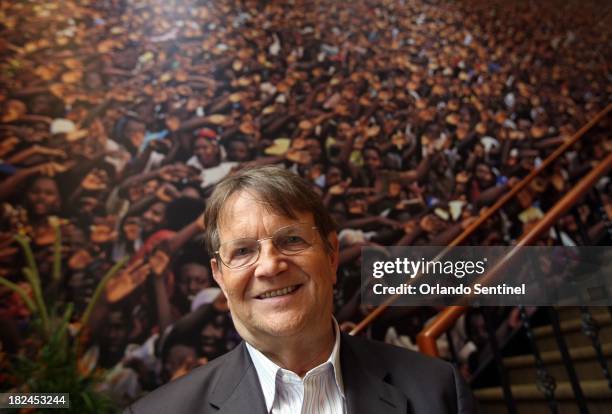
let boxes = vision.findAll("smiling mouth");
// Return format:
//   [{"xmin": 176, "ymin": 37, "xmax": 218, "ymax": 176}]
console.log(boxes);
[{"xmin": 257, "ymin": 284, "xmax": 301, "ymax": 299}]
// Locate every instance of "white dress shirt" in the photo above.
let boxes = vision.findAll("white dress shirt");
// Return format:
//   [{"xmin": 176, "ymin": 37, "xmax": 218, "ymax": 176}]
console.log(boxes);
[{"xmin": 245, "ymin": 320, "xmax": 346, "ymax": 414}]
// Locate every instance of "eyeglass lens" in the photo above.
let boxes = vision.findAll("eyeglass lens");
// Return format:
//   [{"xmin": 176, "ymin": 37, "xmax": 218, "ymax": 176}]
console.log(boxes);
[{"xmin": 218, "ymin": 224, "xmax": 316, "ymax": 268}]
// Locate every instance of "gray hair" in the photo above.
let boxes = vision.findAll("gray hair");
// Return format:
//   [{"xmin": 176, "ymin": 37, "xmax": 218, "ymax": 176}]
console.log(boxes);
[{"xmin": 203, "ymin": 166, "xmax": 336, "ymax": 256}]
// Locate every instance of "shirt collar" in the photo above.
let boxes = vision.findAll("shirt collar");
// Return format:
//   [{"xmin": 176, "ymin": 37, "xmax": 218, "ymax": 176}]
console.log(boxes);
[
  {"xmin": 245, "ymin": 318, "xmax": 345, "ymax": 412},
  {"xmin": 329, "ymin": 318, "xmax": 345, "ymax": 398}
]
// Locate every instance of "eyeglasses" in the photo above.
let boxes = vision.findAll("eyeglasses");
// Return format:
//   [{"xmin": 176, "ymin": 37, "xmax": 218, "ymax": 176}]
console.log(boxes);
[{"xmin": 215, "ymin": 223, "xmax": 319, "ymax": 269}]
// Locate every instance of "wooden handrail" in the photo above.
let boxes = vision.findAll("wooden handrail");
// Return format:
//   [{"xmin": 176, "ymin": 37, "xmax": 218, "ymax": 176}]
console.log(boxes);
[
  {"xmin": 417, "ymin": 305, "xmax": 467, "ymax": 357},
  {"xmin": 451, "ymin": 103, "xmax": 611, "ymax": 248},
  {"xmin": 417, "ymin": 152, "xmax": 612, "ymax": 356},
  {"xmin": 350, "ymin": 103, "xmax": 611, "ymax": 336}
]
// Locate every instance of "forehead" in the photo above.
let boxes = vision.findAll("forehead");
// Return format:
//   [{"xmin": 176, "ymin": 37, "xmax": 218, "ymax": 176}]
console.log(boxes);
[
  {"xmin": 168, "ymin": 345, "xmax": 195, "ymax": 360},
  {"xmin": 218, "ymin": 190, "xmax": 313, "ymax": 239},
  {"xmin": 94, "ymin": 168, "xmax": 109, "ymax": 178},
  {"xmin": 125, "ymin": 119, "xmax": 145, "ymax": 131},
  {"xmin": 181, "ymin": 263, "xmax": 209, "ymax": 277},
  {"xmin": 150, "ymin": 202, "xmax": 166, "ymax": 213},
  {"xmin": 195, "ymin": 138, "xmax": 216, "ymax": 148},
  {"xmin": 31, "ymin": 177, "xmax": 58, "ymax": 192},
  {"xmin": 108, "ymin": 311, "xmax": 126, "ymax": 324},
  {"xmin": 230, "ymin": 140, "xmax": 247, "ymax": 149},
  {"xmin": 124, "ymin": 216, "xmax": 139, "ymax": 224},
  {"xmin": 305, "ymin": 139, "xmax": 320, "ymax": 148}
]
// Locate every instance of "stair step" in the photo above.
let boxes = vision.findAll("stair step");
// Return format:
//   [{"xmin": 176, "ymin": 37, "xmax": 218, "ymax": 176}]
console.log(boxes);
[
  {"xmin": 505, "ymin": 343, "xmax": 612, "ymax": 384},
  {"xmin": 534, "ymin": 313, "xmax": 612, "ymax": 352},
  {"xmin": 555, "ymin": 307, "xmax": 610, "ymax": 323},
  {"xmin": 476, "ymin": 380, "xmax": 612, "ymax": 414}
]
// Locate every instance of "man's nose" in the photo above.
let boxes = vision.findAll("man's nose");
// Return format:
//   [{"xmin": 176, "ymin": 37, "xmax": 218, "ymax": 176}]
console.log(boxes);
[{"xmin": 254, "ymin": 239, "xmax": 288, "ymax": 278}]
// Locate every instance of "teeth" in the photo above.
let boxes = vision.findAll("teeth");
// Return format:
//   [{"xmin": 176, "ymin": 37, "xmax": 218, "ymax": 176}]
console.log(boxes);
[{"xmin": 259, "ymin": 285, "xmax": 298, "ymax": 299}]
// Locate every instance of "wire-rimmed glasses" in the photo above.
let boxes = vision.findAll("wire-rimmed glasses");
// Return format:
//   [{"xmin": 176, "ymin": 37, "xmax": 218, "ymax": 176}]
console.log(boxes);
[{"xmin": 215, "ymin": 223, "xmax": 319, "ymax": 269}]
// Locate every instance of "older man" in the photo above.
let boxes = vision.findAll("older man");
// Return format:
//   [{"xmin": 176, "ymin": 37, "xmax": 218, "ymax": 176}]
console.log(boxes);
[{"xmin": 127, "ymin": 166, "xmax": 475, "ymax": 414}]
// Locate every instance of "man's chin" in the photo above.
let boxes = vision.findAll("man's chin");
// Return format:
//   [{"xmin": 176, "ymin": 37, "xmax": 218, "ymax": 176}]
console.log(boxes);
[{"xmin": 250, "ymin": 315, "xmax": 310, "ymax": 338}]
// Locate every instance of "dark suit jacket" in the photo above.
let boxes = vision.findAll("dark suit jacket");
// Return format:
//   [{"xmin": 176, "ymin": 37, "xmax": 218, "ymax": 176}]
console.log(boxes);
[{"xmin": 126, "ymin": 333, "xmax": 476, "ymax": 413}]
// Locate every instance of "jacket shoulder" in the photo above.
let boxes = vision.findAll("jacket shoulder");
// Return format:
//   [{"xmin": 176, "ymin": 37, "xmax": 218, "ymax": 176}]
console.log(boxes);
[
  {"xmin": 342, "ymin": 334, "xmax": 476, "ymax": 413},
  {"xmin": 343, "ymin": 333, "xmax": 452, "ymax": 373},
  {"xmin": 124, "ymin": 346, "xmax": 240, "ymax": 414}
]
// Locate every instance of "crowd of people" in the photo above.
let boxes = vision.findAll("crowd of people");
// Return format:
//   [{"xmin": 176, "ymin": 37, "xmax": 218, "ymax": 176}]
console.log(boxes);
[{"xmin": 1, "ymin": 0, "xmax": 610, "ymax": 406}]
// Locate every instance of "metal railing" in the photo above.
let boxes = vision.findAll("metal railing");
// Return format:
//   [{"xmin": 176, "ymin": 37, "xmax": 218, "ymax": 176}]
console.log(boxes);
[
  {"xmin": 350, "ymin": 103, "xmax": 611, "ymax": 337},
  {"xmin": 349, "ymin": 103, "xmax": 611, "ymax": 413}
]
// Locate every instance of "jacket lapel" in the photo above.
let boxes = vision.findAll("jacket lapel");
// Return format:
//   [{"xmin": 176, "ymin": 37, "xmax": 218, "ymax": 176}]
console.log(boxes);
[
  {"xmin": 341, "ymin": 333, "xmax": 409, "ymax": 414},
  {"xmin": 208, "ymin": 342, "xmax": 268, "ymax": 413},
  {"xmin": 207, "ymin": 336, "xmax": 410, "ymax": 414}
]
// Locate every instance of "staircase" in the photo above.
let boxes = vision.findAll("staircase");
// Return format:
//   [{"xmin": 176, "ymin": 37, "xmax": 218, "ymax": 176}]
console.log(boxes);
[
  {"xmin": 348, "ymin": 107, "xmax": 612, "ymax": 413},
  {"xmin": 475, "ymin": 307, "xmax": 612, "ymax": 414}
]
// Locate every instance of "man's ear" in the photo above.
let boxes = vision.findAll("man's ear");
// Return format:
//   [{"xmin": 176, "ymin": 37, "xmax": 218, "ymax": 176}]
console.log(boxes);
[
  {"xmin": 327, "ymin": 231, "xmax": 340, "ymax": 284},
  {"xmin": 211, "ymin": 257, "xmax": 226, "ymax": 293}
]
